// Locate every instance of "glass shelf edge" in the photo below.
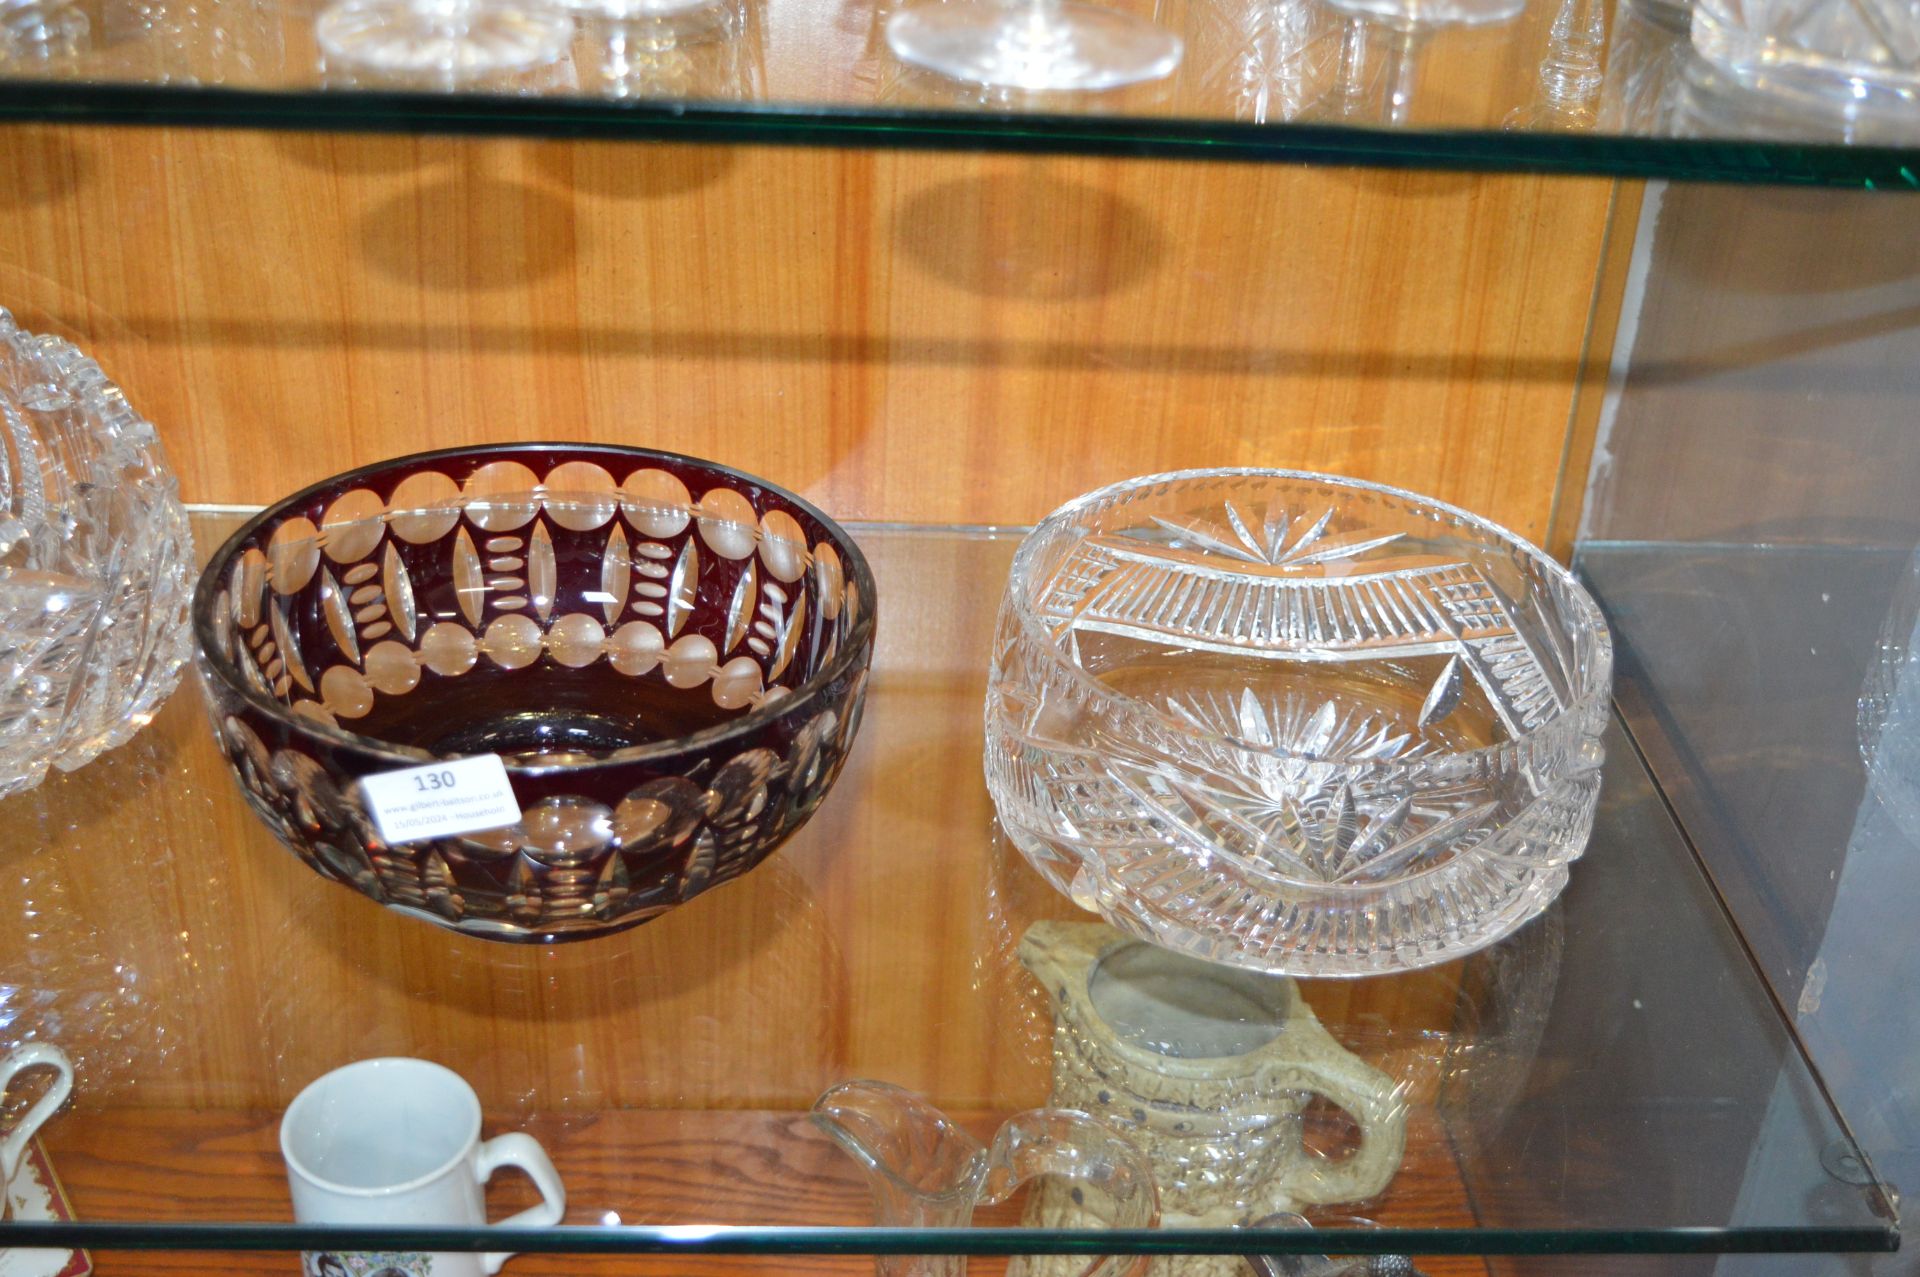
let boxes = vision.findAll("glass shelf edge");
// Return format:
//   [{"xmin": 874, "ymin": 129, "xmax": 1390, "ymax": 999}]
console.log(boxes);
[
  {"xmin": 2, "ymin": 83, "xmax": 1919, "ymax": 188},
  {"xmin": 0, "ymin": 1223, "xmax": 1897, "ymax": 1255}
]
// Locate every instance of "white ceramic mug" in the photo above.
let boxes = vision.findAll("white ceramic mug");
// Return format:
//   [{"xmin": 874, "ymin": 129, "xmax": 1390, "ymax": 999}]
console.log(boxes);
[
  {"xmin": 0, "ymin": 1042, "xmax": 74, "ymax": 1221},
  {"xmin": 281, "ymin": 1058, "xmax": 567, "ymax": 1277}
]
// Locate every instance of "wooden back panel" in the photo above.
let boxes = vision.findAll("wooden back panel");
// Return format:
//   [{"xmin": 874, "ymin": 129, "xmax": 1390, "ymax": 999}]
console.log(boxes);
[{"xmin": 0, "ymin": 127, "xmax": 1617, "ymax": 541}]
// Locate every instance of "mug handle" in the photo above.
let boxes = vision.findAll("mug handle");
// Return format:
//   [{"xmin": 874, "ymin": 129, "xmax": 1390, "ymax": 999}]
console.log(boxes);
[
  {"xmin": 0, "ymin": 1043, "xmax": 74, "ymax": 1189},
  {"xmin": 979, "ymin": 1109, "xmax": 1160, "ymax": 1277},
  {"xmin": 1270, "ymin": 1014, "xmax": 1408, "ymax": 1208},
  {"xmin": 475, "ymin": 1132, "xmax": 567, "ymax": 1275}
]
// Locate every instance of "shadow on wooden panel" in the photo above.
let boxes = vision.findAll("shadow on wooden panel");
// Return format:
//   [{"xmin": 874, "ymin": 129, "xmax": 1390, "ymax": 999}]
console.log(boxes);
[
  {"xmin": 893, "ymin": 170, "xmax": 1167, "ymax": 301},
  {"xmin": 0, "ymin": 126, "xmax": 86, "ymax": 207},
  {"xmin": 44, "ymin": 316, "xmax": 1601, "ymax": 383},
  {"xmin": 532, "ymin": 138, "xmax": 740, "ymax": 200},
  {"xmin": 1330, "ymin": 168, "xmax": 1480, "ymax": 202},
  {"xmin": 358, "ymin": 174, "xmax": 580, "ymax": 291},
  {"xmin": 272, "ymin": 130, "xmax": 442, "ymax": 176}
]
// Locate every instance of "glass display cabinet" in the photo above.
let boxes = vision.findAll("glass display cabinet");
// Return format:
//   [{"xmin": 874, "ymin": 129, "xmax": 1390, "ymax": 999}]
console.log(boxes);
[{"xmin": 0, "ymin": 0, "xmax": 1910, "ymax": 1268}]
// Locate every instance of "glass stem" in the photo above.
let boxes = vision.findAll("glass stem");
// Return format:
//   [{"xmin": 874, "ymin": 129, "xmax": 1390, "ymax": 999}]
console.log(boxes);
[
  {"xmin": 1382, "ymin": 24, "xmax": 1426, "ymax": 125},
  {"xmin": 1537, "ymin": 0, "xmax": 1606, "ymax": 106},
  {"xmin": 1329, "ymin": 15, "xmax": 1374, "ymax": 118}
]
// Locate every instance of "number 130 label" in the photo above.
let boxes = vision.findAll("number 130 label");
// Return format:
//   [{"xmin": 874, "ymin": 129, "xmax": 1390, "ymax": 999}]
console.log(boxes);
[{"xmin": 358, "ymin": 755, "xmax": 524, "ymax": 846}]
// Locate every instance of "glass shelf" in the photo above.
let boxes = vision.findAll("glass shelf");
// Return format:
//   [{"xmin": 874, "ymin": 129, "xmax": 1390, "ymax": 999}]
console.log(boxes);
[
  {"xmin": 0, "ymin": 0, "xmax": 1917, "ymax": 185},
  {"xmin": 0, "ymin": 517, "xmax": 1897, "ymax": 1265}
]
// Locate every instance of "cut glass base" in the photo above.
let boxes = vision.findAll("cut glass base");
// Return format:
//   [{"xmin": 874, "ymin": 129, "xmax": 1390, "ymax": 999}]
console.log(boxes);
[
  {"xmin": 316, "ymin": 0, "xmax": 573, "ymax": 75},
  {"xmin": 886, "ymin": 1, "xmax": 1183, "ymax": 91},
  {"xmin": 1690, "ymin": 0, "xmax": 1920, "ymax": 125}
]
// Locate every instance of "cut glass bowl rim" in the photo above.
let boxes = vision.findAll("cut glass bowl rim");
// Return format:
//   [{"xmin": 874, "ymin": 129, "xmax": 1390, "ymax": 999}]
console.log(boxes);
[
  {"xmin": 1005, "ymin": 466, "xmax": 1612, "ymax": 771},
  {"xmin": 192, "ymin": 441, "xmax": 877, "ymax": 777},
  {"xmin": 0, "ymin": 311, "xmax": 173, "ymax": 582}
]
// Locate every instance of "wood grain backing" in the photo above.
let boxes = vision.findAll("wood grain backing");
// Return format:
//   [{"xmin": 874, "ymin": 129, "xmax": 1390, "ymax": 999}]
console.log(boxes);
[
  {"xmin": 44, "ymin": 1107, "xmax": 1490, "ymax": 1277},
  {"xmin": 0, "ymin": 127, "xmax": 1616, "ymax": 544}
]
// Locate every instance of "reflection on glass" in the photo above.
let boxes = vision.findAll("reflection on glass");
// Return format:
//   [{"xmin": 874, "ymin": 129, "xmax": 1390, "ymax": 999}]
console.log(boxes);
[
  {"xmin": 1163, "ymin": 0, "xmax": 1338, "ymax": 121},
  {"xmin": 314, "ymin": 0, "xmax": 574, "ymax": 81},
  {"xmin": 883, "ymin": 0, "xmax": 1182, "ymax": 92},
  {"xmin": 1502, "ymin": 0, "xmax": 1605, "ymax": 128},
  {"xmin": 1860, "ymin": 543, "xmax": 1920, "ymax": 846}
]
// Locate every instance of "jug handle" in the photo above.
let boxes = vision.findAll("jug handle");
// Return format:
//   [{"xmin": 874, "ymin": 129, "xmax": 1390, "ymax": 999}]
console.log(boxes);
[
  {"xmin": 0, "ymin": 1043, "xmax": 73, "ymax": 1190},
  {"xmin": 980, "ymin": 1109, "xmax": 1160, "ymax": 1277},
  {"xmin": 1270, "ymin": 1016, "xmax": 1408, "ymax": 1208}
]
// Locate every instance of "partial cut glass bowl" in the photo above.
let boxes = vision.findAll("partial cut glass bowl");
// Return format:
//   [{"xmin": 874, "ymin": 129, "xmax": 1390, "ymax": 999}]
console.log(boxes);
[
  {"xmin": 984, "ymin": 469, "xmax": 1612, "ymax": 976},
  {"xmin": 0, "ymin": 309, "xmax": 194, "ymax": 799},
  {"xmin": 193, "ymin": 443, "xmax": 875, "ymax": 943}
]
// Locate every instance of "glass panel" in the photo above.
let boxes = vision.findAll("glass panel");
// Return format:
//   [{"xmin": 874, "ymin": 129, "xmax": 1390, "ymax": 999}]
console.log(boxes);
[
  {"xmin": 1576, "ymin": 181, "xmax": 1919, "ymax": 1277},
  {"xmin": 0, "ymin": 0, "xmax": 1916, "ymax": 183},
  {"xmin": 0, "ymin": 517, "xmax": 1894, "ymax": 1259}
]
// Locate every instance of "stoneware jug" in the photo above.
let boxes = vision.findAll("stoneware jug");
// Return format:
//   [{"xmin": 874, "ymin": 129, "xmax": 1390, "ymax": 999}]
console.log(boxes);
[{"xmin": 1017, "ymin": 922, "xmax": 1405, "ymax": 1275}]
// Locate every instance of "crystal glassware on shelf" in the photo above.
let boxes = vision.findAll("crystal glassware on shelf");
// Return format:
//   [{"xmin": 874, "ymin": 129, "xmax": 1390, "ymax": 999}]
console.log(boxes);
[
  {"xmin": 984, "ymin": 468, "xmax": 1612, "ymax": 977},
  {"xmin": 193, "ymin": 444, "xmax": 875, "ymax": 944},
  {"xmin": 575, "ymin": 0, "xmax": 761, "ymax": 100},
  {"xmin": 1596, "ymin": 0, "xmax": 1689, "ymax": 134},
  {"xmin": 104, "ymin": 0, "xmax": 285, "ymax": 86},
  {"xmin": 884, "ymin": 0, "xmax": 1183, "ymax": 92},
  {"xmin": 0, "ymin": 0, "xmax": 89, "ymax": 70},
  {"xmin": 556, "ymin": 0, "xmax": 735, "ymax": 47},
  {"xmin": 1319, "ymin": 0, "xmax": 1527, "ymax": 124},
  {"xmin": 811, "ymin": 1079, "xmax": 1160, "ymax": 1277},
  {"xmin": 1691, "ymin": 0, "xmax": 1919, "ymax": 122},
  {"xmin": 0, "ymin": 309, "xmax": 194, "ymax": 801},
  {"xmin": 1502, "ymin": 0, "xmax": 1606, "ymax": 129},
  {"xmin": 1676, "ymin": 45, "xmax": 1920, "ymax": 142},
  {"xmin": 315, "ymin": 0, "xmax": 573, "ymax": 81},
  {"xmin": 1161, "ymin": 0, "xmax": 1339, "ymax": 122}
]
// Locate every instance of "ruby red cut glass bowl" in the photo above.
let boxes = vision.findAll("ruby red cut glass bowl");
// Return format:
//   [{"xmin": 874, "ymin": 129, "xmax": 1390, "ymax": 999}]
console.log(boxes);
[{"xmin": 193, "ymin": 443, "xmax": 875, "ymax": 943}]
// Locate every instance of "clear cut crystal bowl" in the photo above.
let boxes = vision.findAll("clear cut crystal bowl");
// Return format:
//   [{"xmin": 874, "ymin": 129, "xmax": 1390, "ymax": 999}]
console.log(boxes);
[
  {"xmin": 0, "ymin": 309, "xmax": 194, "ymax": 799},
  {"xmin": 984, "ymin": 469, "xmax": 1612, "ymax": 976}
]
